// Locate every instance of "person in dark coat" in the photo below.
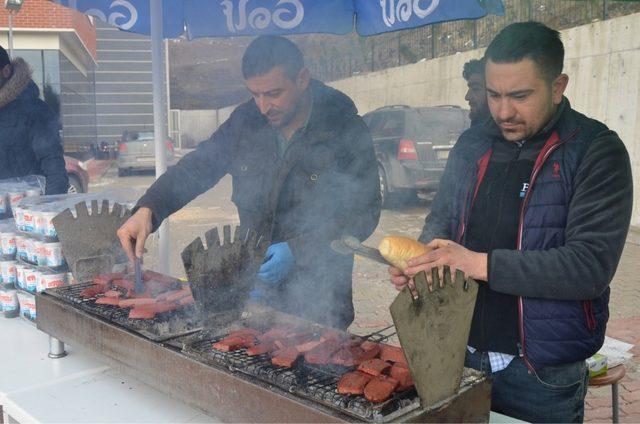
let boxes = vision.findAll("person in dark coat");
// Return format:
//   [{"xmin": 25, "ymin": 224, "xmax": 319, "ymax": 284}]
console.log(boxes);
[
  {"xmin": 463, "ymin": 57, "xmax": 490, "ymax": 127},
  {"xmin": 117, "ymin": 36, "xmax": 381, "ymax": 329},
  {"xmin": 389, "ymin": 22, "xmax": 632, "ymax": 422},
  {"xmin": 0, "ymin": 45, "xmax": 68, "ymax": 194}
]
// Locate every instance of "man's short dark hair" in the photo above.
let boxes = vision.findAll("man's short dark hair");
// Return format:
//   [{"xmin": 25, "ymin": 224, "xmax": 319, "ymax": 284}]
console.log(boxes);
[
  {"xmin": 242, "ymin": 35, "xmax": 304, "ymax": 80},
  {"xmin": 484, "ymin": 21, "xmax": 564, "ymax": 82},
  {"xmin": 0, "ymin": 45, "xmax": 10, "ymax": 68},
  {"xmin": 463, "ymin": 58, "xmax": 485, "ymax": 81}
]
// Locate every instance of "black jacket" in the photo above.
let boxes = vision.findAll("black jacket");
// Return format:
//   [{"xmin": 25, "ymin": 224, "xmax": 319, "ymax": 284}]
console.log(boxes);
[
  {"xmin": 0, "ymin": 58, "xmax": 68, "ymax": 194},
  {"xmin": 420, "ymin": 98, "xmax": 632, "ymax": 368},
  {"xmin": 137, "ymin": 80, "xmax": 381, "ymax": 328}
]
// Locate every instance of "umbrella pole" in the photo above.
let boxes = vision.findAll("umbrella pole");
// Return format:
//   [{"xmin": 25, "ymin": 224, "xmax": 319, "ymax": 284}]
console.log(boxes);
[{"xmin": 151, "ymin": 0, "xmax": 170, "ymax": 274}]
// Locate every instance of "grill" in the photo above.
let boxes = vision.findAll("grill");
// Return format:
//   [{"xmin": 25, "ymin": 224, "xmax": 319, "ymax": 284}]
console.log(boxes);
[
  {"xmin": 45, "ymin": 283, "xmax": 200, "ymax": 342},
  {"xmin": 37, "ymin": 290, "xmax": 491, "ymax": 422},
  {"xmin": 178, "ymin": 328, "xmax": 423, "ymax": 422}
]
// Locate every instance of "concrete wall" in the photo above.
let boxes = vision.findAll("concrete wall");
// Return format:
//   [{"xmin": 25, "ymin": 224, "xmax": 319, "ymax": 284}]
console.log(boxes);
[
  {"xmin": 179, "ymin": 12, "xmax": 640, "ymax": 225},
  {"xmin": 330, "ymin": 13, "xmax": 640, "ymax": 226},
  {"xmin": 178, "ymin": 105, "xmax": 235, "ymax": 147}
]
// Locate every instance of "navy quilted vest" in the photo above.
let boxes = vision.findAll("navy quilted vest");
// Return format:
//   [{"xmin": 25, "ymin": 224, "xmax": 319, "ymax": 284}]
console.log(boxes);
[{"xmin": 451, "ymin": 110, "xmax": 610, "ymax": 370}]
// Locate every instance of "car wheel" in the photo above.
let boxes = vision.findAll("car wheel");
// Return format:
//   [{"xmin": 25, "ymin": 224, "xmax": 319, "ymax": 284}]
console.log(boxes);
[
  {"xmin": 118, "ymin": 168, "xmax": 129, "ymax": 177},
  {"xmin": 68, "ymin": 175, "xmax": 84, "ymax": 194}
]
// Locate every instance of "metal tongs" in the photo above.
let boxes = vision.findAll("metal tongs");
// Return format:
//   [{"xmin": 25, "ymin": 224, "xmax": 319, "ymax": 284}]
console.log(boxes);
[
  {"xmin": 134, "ymin": 257, "xmax": 144, "ymax": 294},
  {"xmin": 330, "ymin": 235, "xmax": 391, "ymax": 266}
]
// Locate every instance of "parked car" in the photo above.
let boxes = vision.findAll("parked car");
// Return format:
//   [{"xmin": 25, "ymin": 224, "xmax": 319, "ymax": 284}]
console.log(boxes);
[
  {"xmin": 117, "ymin": 131, "xmax": 175, "ymax": 176},
  {"xmin": 94, "ymin": 140, "xmax": 119, "ymax": 159},
  {"xmin": 64, "ymin": 155, "xmax": 89, "ymax": 193},
  {"xmin": 362, "ymin": 105, "xmax": 470, "ymax": 206}
]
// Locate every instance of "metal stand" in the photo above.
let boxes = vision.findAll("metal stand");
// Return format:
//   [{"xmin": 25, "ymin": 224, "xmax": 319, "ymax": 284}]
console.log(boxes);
[
  {"xmin": 612, "ymin": 382, "xmax": 619, "ymax": 423},
  {"xmin": 48, "ymin": 336, "xmax": 67, "ymax": 359}
]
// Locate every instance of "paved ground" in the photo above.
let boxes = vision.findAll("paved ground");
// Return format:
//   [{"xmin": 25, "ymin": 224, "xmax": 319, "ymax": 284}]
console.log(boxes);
[{"xmin": 90, "ymin": 165, "xmax": 640, "ymax": 422}]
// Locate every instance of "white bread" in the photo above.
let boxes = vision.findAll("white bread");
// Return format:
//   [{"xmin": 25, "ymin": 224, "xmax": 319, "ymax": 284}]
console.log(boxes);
[{"xmin": 378, "ymin": 236, "xmax": 431, "ymax": 269}]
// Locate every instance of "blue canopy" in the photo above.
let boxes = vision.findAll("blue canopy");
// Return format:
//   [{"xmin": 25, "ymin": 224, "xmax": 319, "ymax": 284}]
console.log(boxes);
[
  {"xmin": 51, "ymin": 0, "xmax": 503, "ymax": 274},
  {"xmin": 54, "ymin": 0, "xmax": 503, "ymax": 38}
]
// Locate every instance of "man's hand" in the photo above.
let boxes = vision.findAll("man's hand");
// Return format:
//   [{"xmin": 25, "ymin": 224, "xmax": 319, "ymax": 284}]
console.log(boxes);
[
  {"xmin": 116, "ymin": 207, "xmax": 153, "ymax": 262},
  {"xmin": 404, "ymin": 239, "xmax": 488, "ymax": 290},
  {"xmin": 258, "ymin": 242, "xmax": 295, "ymax": 284},
  {"xmin": 388, "ymin": 266, "xmax": 419, "ymax": 298}
]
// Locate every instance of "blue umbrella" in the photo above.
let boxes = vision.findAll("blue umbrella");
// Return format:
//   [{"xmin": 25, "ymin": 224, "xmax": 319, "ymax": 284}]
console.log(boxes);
[
  {"xmin": 54, "ymin": 0, "xmax": 503, "ymax": 37},
  {"xmin": 52, "ymin": 0, "xmax": 504, "ymax": 273}
]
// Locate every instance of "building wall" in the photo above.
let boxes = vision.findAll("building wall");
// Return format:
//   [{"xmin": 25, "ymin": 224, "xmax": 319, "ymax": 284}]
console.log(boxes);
[
  {"xmin": 329, "ymin": 12, "xmax": 640, "ymax": 226},
  {"xmin": 59, "ymin": 52, "xmax": 97, "ymax": 149},
  {"xmin": 94, "ymin": 20, "xmax": 165, "ymax": 144},
  {"xmin": 0, "ymin": 0, "xmax": 97, "ymax": 58}
]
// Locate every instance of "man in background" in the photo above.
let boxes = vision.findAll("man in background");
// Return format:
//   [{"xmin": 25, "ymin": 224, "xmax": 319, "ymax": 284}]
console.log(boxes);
[
  {"xmin": 463, "ymin": 57, "xmax": 490, "ymax": 126},
  {"xmin": 0, "ymin": 45, "xmax": 68, "ymax": 194}
]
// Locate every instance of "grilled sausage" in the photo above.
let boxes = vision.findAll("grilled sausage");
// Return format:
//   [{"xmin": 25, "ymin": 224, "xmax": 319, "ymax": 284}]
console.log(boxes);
[
  {"xmin": 364, "ymin": 375, "xmax": 399, "ymax": 403},
  {"xmin": 337, "ymin": 371, "xmax": 373, "ymax": 395},
  {"xmin": 358, "ymin": 359, "xmax": 391, "ymax": 377}
]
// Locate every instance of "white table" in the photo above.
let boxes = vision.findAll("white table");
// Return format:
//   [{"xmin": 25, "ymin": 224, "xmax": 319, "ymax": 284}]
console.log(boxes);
[
  {"xmin": 0, "ymin": 318, "xmax": 218, "ymax": 423},
  {"xmin": 1, "ymin": 317, "xmax": 520, "ymax": 423}
]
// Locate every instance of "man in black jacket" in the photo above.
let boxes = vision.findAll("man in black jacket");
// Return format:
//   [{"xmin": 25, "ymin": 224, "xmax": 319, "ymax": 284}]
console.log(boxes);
[
  {"xmin": 0, "ymin": 46, "xmax": 68, "ymax": 194},
  {"xmin": 389, "ymin": 22, "xmax": 632, "ymax": 422},
  {"xmin": 118, "ymin": 36, "xmax": 381, "ymax": 329},
  {"xmin": 463, "ymin": 58, "xmax": 490, "ymax": 127}
]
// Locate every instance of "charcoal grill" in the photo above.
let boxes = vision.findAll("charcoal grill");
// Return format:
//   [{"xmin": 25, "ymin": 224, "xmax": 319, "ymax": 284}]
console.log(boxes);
[
  {"xmin": 177, "ymin": 328, "xmax": 488, "ymax": 422},
  {"xmin": 37, "ymin": 290, "xmax": 491, "ymax": 422},
  {"xmin": 44, "ymin": 282, "xmax": 200, "ymax": 342}
]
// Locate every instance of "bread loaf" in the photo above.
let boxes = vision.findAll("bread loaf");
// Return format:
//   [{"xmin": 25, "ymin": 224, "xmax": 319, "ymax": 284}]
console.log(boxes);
[{"xmin": 378, "ymin": 236, "xmax": 431, "ymax": 269}]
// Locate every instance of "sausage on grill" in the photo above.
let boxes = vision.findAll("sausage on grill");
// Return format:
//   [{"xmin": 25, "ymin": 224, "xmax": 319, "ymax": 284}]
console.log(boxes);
[
  {"xmin": 379, "ymin": 344, "xmax": 408, "ymax": 365},
  {"xmin": 337, "ymin": 371, "xmax": 373, "ymax": 395},
  {"xmin": 390, "ymin": 363, "xmax": 414, "ymax": 391},
  {"xmin": 358, "ymin": 358, "xmax": 391, "ymax": 377},
  {"xmin": 271, "ymin": 347, "xmax": 300, "ymax": 368},
  {"xmin": 364, "ymin": 375, "xmax": 399, "ymax": 403}
]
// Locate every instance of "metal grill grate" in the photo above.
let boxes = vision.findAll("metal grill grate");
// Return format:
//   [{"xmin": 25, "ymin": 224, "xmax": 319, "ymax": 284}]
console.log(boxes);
[
  {"xmin": 181, "ymin": 330, "xmax": 421, "ymax": 422},
  {"xmin": 45, "ymin": 283, "xmax": 201, "ymax": 342}
]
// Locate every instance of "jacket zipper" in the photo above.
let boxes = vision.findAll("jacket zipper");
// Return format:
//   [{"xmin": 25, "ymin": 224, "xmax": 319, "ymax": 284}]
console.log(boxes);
[{"xmin": 516, "ymin": 129, "xmax": 579, "ymax": 372}]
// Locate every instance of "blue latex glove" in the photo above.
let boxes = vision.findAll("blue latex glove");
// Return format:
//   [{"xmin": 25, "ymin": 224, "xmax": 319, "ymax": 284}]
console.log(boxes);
[{"xmin": 258, "ymin": 242, "xmax": 294, "ymax": 284}]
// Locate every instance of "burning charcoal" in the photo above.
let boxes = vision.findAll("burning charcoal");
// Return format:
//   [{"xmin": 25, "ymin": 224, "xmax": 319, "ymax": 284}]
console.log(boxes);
[
  {"xmin": 364, "ymin": 375, "xmax": 399, "ymax": 403},
  {"xmin": 358, "ymin": 358, "xmax": 391, "ymax": 377},
  {"xmin": 337, "ymin": 371, "xmax": 373, "ymax": 395},
  {"xmin": 271, "ymin": 347, "xmax": 300, "ymax": 368}
]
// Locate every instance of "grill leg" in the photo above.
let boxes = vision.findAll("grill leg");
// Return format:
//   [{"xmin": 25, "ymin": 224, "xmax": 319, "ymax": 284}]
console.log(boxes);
[
  {"xmin": 48, "ymin": 336, "xmax": 67, "ymax": 359},
  {"xmin": 612, "ymin": 382, "xmax": 619, "ymax": 423}
]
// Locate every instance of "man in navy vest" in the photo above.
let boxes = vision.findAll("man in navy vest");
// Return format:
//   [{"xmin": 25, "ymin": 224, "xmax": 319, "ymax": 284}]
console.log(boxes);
[{"xmin": 389, "ymin": 22, "xmax": 633, "ymax": 422}]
